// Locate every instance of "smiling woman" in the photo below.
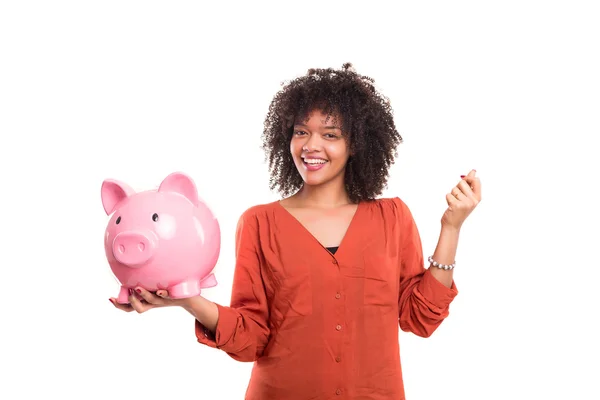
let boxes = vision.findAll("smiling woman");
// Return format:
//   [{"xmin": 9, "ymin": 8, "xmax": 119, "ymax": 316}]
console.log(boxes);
[
  {"xmin": 110, "ymin": 62, "xmax": 482, "ymax": 400},
  {"xmin": 261, "ymin": 63, "xmax": 403, "ymax": 203},
  {"xmin": 291, "ymin": 109, "xmax": 350, "ymax": 188}
]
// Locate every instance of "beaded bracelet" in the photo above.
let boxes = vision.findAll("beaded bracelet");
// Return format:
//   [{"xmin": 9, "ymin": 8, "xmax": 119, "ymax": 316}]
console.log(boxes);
[{"xmin": 428, "ymin": 255, "xmax": 455, "ymax": 270}]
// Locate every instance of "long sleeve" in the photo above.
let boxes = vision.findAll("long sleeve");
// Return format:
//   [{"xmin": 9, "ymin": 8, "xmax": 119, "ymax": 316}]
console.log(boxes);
[
  {"xmin": 394, "ymin": 197, "xmax": 459, "ymax": 338},
  {"xmin": 195, "ymin": 210, "xmax": 271, "ymax": 362}
]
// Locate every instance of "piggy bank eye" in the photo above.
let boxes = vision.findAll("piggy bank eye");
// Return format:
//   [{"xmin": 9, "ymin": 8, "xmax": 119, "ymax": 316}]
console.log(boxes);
[
  {"xmin": 152, "ymin": 213, "xmax": 159, "ymax": 222},
  {"xmin": 116, "ymin": 216, "xmax": 121, "ymax": 224}
]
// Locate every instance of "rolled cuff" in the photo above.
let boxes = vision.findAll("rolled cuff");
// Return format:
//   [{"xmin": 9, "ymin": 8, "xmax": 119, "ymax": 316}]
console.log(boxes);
[
  {"xmin": 195, "ymin": 303, "xmax": 240, "ymax": 350},
  {"xmin": 417, "ymin": 268, "xmax": 459, "ymax": 310}
]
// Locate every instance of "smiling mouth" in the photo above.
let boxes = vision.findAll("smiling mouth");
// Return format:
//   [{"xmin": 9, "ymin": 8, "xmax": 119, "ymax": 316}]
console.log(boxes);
[
  {"xmin": 303, "ymin": 158, "xmax": 328, "ymax": 165},
  {"xmin": 302, "ymin": 157, "xmax": 328, "ymax": 171}
]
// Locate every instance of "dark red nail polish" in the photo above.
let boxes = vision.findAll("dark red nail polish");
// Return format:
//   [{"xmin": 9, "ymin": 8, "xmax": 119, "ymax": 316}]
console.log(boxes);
[
  {"xmin": 109, "ymin": 298, "xmax": 114, "ymax": 304},
  {"xmin": 135, "ymin": 288, "xmax": 141, "ymax": 294},
  {"xmin": 460, "ymin": 175, "xmax": 466, "ymax": 178}
]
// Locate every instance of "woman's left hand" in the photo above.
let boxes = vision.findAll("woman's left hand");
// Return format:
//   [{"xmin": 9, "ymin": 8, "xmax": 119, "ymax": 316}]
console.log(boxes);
[{"xmin": 442, "ymin": 169, "xmax": 482, "ymax": 230}]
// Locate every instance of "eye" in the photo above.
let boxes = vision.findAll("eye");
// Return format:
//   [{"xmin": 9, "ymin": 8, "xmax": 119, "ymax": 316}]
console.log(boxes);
[
  {"xmin": 115, "ymin": 216, "xmax": 121, "ymax": 224},
  {"xmin": 152, "ymin": 213, "xmax": 159, "ymax": 222}
]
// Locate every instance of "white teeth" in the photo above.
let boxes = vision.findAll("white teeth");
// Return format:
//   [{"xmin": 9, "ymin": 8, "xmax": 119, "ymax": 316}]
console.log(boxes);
[{"xmin": 304, "ymin": 159, "xmax": 327, "ymax": 164}]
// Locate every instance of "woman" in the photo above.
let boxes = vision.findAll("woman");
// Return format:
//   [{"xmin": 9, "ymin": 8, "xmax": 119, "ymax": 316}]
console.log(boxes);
[{"xmin": 110, "ymin": 63, "xmax": 482, "ymax": 399}]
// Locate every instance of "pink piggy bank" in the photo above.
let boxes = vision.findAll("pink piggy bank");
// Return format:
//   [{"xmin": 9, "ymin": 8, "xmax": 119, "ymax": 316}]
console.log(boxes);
[{"xmin": 101, "ymin": 172, "xmax": 220, "ymax": 304}]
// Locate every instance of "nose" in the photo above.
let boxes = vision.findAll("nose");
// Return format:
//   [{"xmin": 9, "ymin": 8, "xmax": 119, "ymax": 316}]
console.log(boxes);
[
  {"xmin": 303, "ymin": 134, "xmax": 321, "ymax": 152},
  {"xmin": 112, "ymin": 231, "xmax": 155, "ymax": 267}
]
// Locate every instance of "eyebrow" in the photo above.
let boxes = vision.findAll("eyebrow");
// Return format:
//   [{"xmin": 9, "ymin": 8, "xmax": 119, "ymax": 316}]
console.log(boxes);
[{"xmin": 294, "ymin": 122, "xmax": 342, "ymax": 130}]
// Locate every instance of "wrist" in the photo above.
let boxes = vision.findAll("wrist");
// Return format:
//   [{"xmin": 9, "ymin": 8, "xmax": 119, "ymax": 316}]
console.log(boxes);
[
  {"xmin": 178, "ymin": 295, "xmax": 201, "ymax": 312},
  {"xmin": 441, "ymin": 223, "xmax": 461, "ymax": 236}
]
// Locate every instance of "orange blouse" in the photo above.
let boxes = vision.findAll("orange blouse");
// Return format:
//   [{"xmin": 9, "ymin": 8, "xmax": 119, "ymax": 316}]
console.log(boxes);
[{"xmin": 196, "ymin": 197, "xmax": 458, "ymax": 399}]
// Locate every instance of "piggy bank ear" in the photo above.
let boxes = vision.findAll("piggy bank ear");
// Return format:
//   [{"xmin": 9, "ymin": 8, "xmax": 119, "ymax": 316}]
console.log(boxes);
[
  {"xmin": 101, "ymin": 179, "xmax": 135, "ymax": 215},
  {"xmin": 158, "ymin": 172, "xmax": 199, "ymax": 206}
]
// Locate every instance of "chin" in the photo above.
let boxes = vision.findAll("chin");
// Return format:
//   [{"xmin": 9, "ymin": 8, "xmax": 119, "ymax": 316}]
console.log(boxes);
[
  {"xmin": 303, "ymin": 177, "xmax": 327, "ymax": 186},
  {"xmin": 300, "ymin": 170, "xmax": 345, "ymax": 188},
  {"xmin": 294, "ymin": 158, "xmax": 346, "ymax": 187}
]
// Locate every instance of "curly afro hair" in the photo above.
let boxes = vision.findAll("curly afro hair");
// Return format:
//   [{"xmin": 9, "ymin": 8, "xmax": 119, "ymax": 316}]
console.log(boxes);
[{"xmin": 261, "ymin": 62, "xmax": 403, "ymax": 203}]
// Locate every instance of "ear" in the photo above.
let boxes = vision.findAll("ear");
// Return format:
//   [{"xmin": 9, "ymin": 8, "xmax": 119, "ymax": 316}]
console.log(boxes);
[
  {"xmin": 158, "ymin": 172, "xmax": 199, "ymax": 206},
  {"xmin": 101, "ymin": 179, "xmax": 135, "ymax": 215}
]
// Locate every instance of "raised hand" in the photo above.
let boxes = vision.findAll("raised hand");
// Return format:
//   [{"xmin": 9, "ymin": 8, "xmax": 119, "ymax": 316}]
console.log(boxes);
[{"xmin": 442, "ymin": 169, "xmax": 482, "ymax": 230}]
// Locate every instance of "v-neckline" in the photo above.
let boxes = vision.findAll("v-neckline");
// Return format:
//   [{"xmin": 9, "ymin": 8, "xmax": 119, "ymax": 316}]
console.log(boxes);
[{"xmin": 275, "ymin": 200, "xmax": 363, "ymax": 258}]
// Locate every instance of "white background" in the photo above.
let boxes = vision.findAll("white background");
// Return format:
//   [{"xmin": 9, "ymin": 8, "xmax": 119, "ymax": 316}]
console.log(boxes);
[{"xmin": 1, "ymin": 1, "xmax": 599, "ymax": 399}]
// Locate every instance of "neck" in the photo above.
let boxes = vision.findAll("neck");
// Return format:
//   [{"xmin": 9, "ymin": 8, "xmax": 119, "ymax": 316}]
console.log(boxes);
[{"xmin": 294, "ymin": 177, "xmax": 352, "ymax": 208}]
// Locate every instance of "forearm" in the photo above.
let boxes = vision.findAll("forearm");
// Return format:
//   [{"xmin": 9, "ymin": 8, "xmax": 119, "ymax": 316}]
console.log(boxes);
[
  {"xmin": 181, "ymin": 296, "xmax": 220, "ymax": 333},
  {"xmin": 187, "ymin": 294, "xmax": 271, "ymax": 361},
  {"xmin": 428, "ymin": 224, "xmax": 460, "ymax": 288}
]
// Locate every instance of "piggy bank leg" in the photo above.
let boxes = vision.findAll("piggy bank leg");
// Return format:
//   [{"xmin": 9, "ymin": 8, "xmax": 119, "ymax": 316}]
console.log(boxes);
[
  {"xmin": 169, "ymin": 280, "xmax": 202, "ymax": 299},
  {"xmin": 200, "ymin": 273, "xmax": 217, "ymax": 288},
  {"xmin": 117, "ymin": 286, "xmax": 130, "ymax": 304}
]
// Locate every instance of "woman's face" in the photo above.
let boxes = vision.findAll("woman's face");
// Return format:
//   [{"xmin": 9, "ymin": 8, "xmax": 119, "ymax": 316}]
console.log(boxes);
[{"xmin": 290, "ymin": 109, "xmax": 350, "ymax": 188}]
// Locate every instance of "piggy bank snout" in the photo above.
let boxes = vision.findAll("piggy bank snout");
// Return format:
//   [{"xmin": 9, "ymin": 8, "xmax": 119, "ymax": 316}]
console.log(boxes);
[{"xmin": 112, "ymin": 231, "xmax": 156, "ymax": 267}]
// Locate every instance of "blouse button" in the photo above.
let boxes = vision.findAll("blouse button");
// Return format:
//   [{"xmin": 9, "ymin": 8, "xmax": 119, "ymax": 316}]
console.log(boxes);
[
  {"xmin": 331, "ymin": 259, "xmax": 338, "ymax": 264},
  {"xmin": 335, "ymin": 293, "xmax": 341, "ymax": 299},
  {"xmin": 336, "ymin": 324, "xmax": 342, "ymax": 331},
  {"xmin": 335, "ymin": 356, "xmax": 341, "ymax": 362},
  {"xmin": 336, "ymin": 389, "xmax": 342, "ymax": 395}
]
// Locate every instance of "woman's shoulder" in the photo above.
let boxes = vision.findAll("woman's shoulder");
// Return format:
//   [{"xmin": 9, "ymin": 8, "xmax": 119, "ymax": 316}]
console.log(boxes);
[
  {"xmin": 363, "ymin": 196, "xmax": 413, "ymax": 219},
  {"xmin": 237, "ymin": 200, "xmax": 280, "ymax": 222},
  {"xmin": 364, "ymin": 196, "xmax": 408, "ymax": 209}
]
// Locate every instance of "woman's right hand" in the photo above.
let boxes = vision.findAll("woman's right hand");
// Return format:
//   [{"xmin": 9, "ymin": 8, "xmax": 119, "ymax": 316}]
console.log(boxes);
[
  {"xmin": 109, "ymin": 287, "xmax": 191, "ymax": 314},
  {"xmin": 109, "ymin": 287, "xmax": 219, "ymax": 333}
]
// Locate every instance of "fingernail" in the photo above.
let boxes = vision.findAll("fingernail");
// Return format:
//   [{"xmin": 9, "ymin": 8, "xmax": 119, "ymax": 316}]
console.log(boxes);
[
  {"xmin": 135, "ymin": 288, "xmax": 142, "ymax": 294},
  {"xmin": 109, "ymin": 298, "xmax": 114, "ymax": 304},
  {"xmin": 460, "ymin": 175, "xmax": 466, "ymax": 178}
]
